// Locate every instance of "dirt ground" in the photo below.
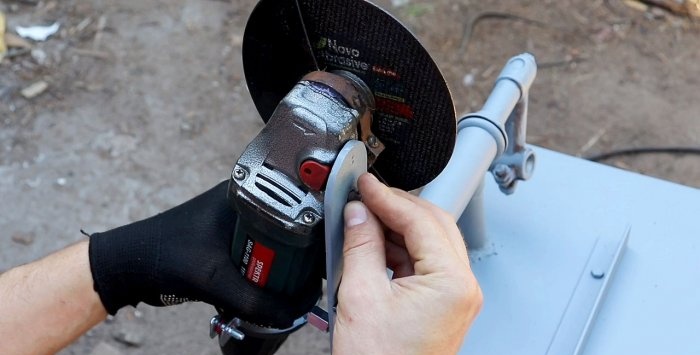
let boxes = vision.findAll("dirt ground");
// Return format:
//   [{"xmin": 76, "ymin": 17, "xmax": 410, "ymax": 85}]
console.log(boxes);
[{"xmin": 0, "ymin": 0, "xmax": 698, "ymax": 354}]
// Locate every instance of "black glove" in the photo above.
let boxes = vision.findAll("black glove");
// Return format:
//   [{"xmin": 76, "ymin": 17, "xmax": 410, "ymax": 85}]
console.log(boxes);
[{"xmin": 88, "ymin": 181, "xmax": 321, "ymax": 328}]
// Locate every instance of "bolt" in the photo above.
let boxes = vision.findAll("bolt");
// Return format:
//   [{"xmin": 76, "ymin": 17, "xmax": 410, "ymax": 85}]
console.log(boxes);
[
  {"xmin": 302, "ymin": 212, "xmax": 316, "ymax": 224},
  {"xmin": 233, "ymin": 167, "xmax": 246, "ymax": 180},
  {"xmin": 367, "ymin": 135, "xmax": 379, "ymax": 148},
  {"xmin": 210, "ymin": 316, "xmax": 245, "ymax": 343},
  {"xmin": 493, "ymin": 164, "xmax": 509, "ymax": 179},
  {"xmin": 492, "ymin": 164, "xmax": 515, "ymax": 186},
  {"xmin": 590, "ymin": 270, "xmax": 605, "ymax": 279}
]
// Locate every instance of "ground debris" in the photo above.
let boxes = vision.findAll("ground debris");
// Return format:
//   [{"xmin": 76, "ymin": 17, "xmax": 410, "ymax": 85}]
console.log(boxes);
[
  {"xmin": 0, "ymin": 11, "xmax": 6, "ymax": 60},
  {"xmin": 92, "ymin": 131, "xmax": 138, "ymax": 158},
  {"xmin": 20, "ymin": 80, "xmax": 48, "ymax": 99},
  {"xmin": 11, "ymin": 232, "xmax": 35, "ymax": 246},
  {"xmin": 72, "ymin": 48, "xmax": 110, "ymax": 60},
  {"xmin": 624, "ymin": 0, "xmax": 700, "ymax": 17},
  {"xmin": 30, "ymin": 48, "xmax": 47, "ymax": 65},
  {"xmin": 89, "ymin": 342, "xmax": 123, "ymax": 355},
  {"xmin": 16, "ymin": 22, "xmax": 60, "ymax": 41},
  {"xmin": 113, "ymin": 327, "xmax": 145, "ymax": 347},
  {"xmin": 5, "ymin": 33, "xmax": 32, "ymax": 49}
]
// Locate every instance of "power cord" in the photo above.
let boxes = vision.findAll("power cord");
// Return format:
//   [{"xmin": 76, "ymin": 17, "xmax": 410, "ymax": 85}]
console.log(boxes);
[{"xmin": 586, "ymin": 147, "xmax": 700, "ymax": 162}]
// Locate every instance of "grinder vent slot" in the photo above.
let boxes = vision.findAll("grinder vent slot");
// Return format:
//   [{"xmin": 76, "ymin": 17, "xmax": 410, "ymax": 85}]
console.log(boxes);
[{"xmin": 255, "ymin": 173, "xmax": 303, "ymax": 207}]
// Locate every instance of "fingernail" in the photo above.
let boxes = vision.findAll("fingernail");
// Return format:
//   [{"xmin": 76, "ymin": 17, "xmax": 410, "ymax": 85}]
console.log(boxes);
[{"xmin": 344, "ymin": 201, "xmax": 368, "ymax": 227}]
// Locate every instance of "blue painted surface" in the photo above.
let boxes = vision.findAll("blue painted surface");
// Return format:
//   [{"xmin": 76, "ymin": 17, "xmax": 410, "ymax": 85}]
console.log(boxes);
[{"xmin": 459, "ymin": 147, "xmax": 700, "ymax": 355}]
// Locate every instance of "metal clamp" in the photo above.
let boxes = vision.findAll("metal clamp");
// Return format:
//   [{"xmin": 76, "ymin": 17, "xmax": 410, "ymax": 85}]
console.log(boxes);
[
  {"xmin": 459, "ymin": 53, "xmax": 537, "ymax": 195},
  {"xmin": 209, "ymin": 314, "xmax": 307, "ymax": 347}
]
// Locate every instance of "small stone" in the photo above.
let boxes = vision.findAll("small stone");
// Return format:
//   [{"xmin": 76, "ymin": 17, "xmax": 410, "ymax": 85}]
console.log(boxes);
[
  {"xmin": 25, "ymin": 177, "xmax": 41, "ymax": 188},
  {"xmin": 649, "ymin": 7, "xmax": 666, "ymax": 19},
  {"xmin": 56, "ymin": 177, "xmax": 67, "ymax": 186},
  {"xmin": 462, "ymin": 73, "xmax": 476, "ymax": 87},
  {"xmin": 31, "ymin": 48, "xmax": 48, "ymax": 65},
  {"xmin": 180, "ymin": 122, "xmax": 192, "ymax": 132},
  {"xmin": 92, "ymin": 131, "xmax": 138, "ymax": 158},
  {"xmin": 11, "ymin": 232, "xmax": 35, "ymax": 246},
  {"xmin": 21, "ymin": 81, "xmax": 49, "ymax": 99},
  {"xmin": 113, "ymin": 328, "xmax": 145, "ymax": 347},
  {"xmin": 230, "ymin": 34, "xmax": 243, "ymax": 47},
  {"xmin": 90, "ymin": 342, "xmax": 123, "ymax": 355},
  {"xmin": 391, "ymin": 0, "xmax": 410, "ymax": 7}
]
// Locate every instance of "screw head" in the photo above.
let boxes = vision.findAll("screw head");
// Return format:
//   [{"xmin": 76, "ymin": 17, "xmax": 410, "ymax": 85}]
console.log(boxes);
[
  {"xmin": 233, "ymin": 167, "xmax": 246, "ymax": 180},
  {"xmin": 590, "ymin": 270, "xmax": 605, "ymax": 279},
  {"xmin": 302, "ymin": 212, "xmax": 316, "ymax": 224},
  {"xmin": 367, "ymin": 135, "xmax": 379, "ymax": 148}
]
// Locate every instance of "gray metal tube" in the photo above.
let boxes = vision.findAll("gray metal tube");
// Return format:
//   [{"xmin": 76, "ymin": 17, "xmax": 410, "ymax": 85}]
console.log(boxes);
[
  {"xmin": 479, "ymin": 53, "xmax": 536, "ymax": 128},
  {"xmin": 457, "ymin": 181, "xmax": 486, "ymax": 249},
  {"xmin": 419, "ymin": 53, "xmax": 536, "ymax": 248},
  {"xmin": 479, "ymin": 79, "xmax": 521, "ymax": 126},
  {"xmin": 419, "ymin": 126, "xmax": 498, "ymax": 219}
]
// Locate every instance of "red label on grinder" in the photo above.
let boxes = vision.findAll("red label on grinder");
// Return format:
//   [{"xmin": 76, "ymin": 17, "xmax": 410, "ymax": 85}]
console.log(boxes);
[{"xmin": 242, "ymin": 238, "xmax": 275, "ymax": 287}]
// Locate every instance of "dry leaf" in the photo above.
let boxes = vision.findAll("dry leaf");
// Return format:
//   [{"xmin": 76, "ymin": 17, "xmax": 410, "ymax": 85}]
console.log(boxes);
[
  {"xmin": 623, "ymin": 0, "xmax": 649, "ymax": 12},
  {"xmin": 5, "ymin": 33, "xmax": 32, "ymax": 49},
  {"xmin": 624, "ymin": 0, "xmax": 700, "ymax": 17},
  {"xmin": 0, "ymin": 11, "xmax": 7, "ymax": 59}
]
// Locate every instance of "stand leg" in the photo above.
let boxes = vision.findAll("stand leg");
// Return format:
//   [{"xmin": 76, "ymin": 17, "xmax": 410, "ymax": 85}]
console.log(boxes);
[{"xmin": 458, "ymin": 181, "xmax": 486, "ymax": 250}]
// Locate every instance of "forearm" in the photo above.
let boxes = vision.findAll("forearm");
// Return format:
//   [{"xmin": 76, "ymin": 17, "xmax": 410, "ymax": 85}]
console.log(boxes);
[{"xmin": 0, "ymin": 240, "xmax": 107, "ymax": 355}]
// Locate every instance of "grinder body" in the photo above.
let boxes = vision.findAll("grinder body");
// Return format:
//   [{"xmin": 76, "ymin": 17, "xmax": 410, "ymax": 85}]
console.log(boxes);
[{"xmin": 219, "ymin": 71, "xmax": 379, "ymax": 355}]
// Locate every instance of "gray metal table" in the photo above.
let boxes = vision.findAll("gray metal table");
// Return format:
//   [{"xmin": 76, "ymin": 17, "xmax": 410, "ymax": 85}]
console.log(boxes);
[{"xmin": 460, "ymin": 147, "xmax": 699, "ymax": 355}]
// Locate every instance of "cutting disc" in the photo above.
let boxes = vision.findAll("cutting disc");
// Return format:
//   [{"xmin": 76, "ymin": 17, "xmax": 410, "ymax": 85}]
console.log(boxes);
[{"xmin": 242, "ymin": 0, "xmax": 456, "ymax": 190}]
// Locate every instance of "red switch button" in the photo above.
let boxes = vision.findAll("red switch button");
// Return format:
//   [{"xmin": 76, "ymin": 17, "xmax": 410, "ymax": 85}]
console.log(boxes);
[{"xmin": 300, "ymin": 160, "xmax": 331, "ymax": 191}]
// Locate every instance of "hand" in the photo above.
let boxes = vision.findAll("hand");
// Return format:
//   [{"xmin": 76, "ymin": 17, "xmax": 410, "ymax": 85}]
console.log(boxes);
[
  {"xmin": 333, "ymin": 173, "xmax": 483, "ymax": 355},
  {"xmin": 88, "ymin": 181, "xmax": 319, "ymax": 328}
]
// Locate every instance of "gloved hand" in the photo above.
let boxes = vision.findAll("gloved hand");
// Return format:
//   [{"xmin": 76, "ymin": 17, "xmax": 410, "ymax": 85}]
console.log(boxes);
[{"xmin": 88, "ymin": 181, "xmax": 320, "ymax": 328}]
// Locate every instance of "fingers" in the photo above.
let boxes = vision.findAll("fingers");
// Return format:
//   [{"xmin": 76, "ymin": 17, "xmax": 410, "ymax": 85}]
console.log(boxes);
[
  {"xmin": 341, "ymin": 201, "xmax": 390, "ymax": 290},
  {"xmin": 385, "ymin": 239, "xmax": 414, "ymax": 278},
  {"xmin": 389, "ymin": 188, "xmax": 470, "ymax": 266},
  {"xmin": 358, "ymin": 174, "xmax": 457, "ymax": 275}
]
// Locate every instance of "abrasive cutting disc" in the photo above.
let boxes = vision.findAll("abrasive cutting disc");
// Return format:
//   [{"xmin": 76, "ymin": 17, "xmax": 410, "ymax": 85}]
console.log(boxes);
[{"xmin": 242, "ymin": 0, "xmax": 456, "ymax": 190}]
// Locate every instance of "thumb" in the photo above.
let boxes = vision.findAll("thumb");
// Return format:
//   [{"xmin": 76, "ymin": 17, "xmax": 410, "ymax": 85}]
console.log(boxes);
[{"xmin": 342, "ymin": 201, "xmax": 389, "ymax": 288}]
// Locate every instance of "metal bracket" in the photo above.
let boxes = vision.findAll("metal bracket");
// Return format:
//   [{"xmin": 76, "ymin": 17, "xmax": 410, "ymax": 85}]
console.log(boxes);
[
  {"xmin": 546, "ymin": 228, "xmax": 630, "ymax": 355},
  {"xmin": 489, "ymin": 89, "xmax": 536, "ymax": 195},
  {"xmin": 459, "ymin": 53, "xmax": 537, "ymax": 195},
  {"xmin": 322, "ymin": 140, "xmax": 368, "ymax": 350},
  {"xmin": 209, "ymin": 314, "xmax": 307, "ymax": 348}
]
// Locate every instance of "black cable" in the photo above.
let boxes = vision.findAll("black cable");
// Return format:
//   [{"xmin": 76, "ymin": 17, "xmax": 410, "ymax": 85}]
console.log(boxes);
[{"xmin": 586, "ymin": 147, "xmax": 700, "ymax": 162}]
